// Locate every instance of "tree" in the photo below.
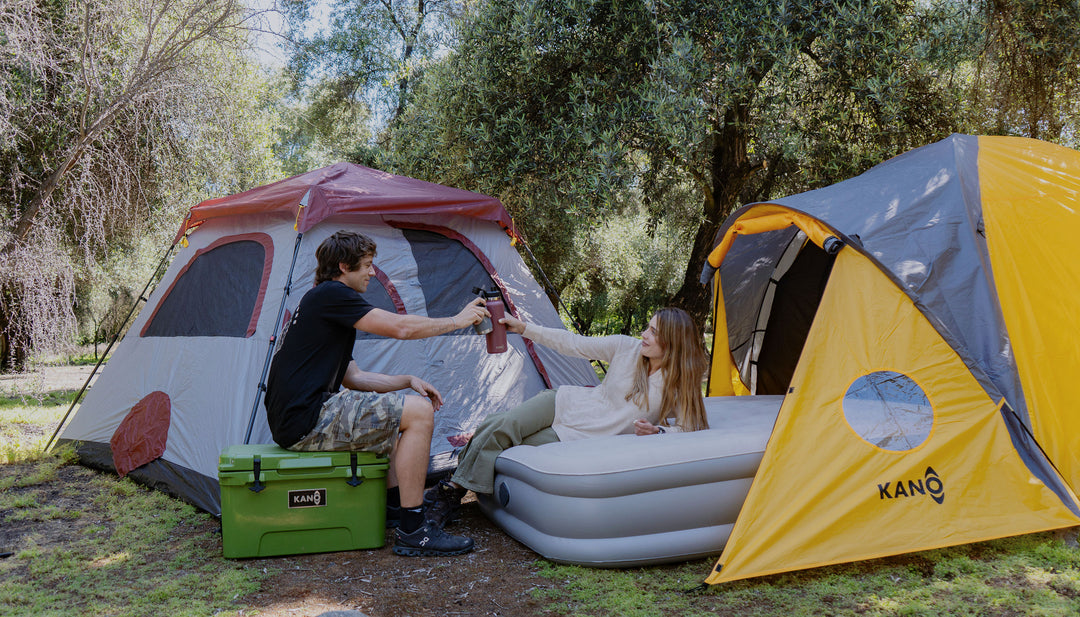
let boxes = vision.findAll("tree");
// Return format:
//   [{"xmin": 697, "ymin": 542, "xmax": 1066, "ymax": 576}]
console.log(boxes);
[
  {"xmin": 560, "ymin": 212, "xmax": 691, "ymax": 335},
  {"xmin": 387, "ymin": 0, "xmax": 961, "ymax": 328},
  {"xmin": 272, "ymin": 75, "xmax": 373, "ymax": 176},
  {"xmin": 281, "ymin": 0, "xmax": 458, "ymax": 129},
  {"xmin": 1, "ymin": 0, "xmax": 253, "ymax": 253},
  {"xmin": 0, "ymin": 0, "xmax": 281, "ymax": 369},
  {"xmin": 967, "ymin": 0, "xmax": 1080, "ymax": 142}
]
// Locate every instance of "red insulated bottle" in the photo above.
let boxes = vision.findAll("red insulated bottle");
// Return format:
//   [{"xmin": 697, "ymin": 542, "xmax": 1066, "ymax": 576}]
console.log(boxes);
[{"xmin": 484, "ymin": 289, "xmax": 507, "ymax": 354}]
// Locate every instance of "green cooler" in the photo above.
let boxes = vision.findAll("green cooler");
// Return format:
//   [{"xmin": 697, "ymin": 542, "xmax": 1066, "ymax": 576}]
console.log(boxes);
[{"xmin": 219, "ymin": 444, "xmax": 389, "ymax": 558}]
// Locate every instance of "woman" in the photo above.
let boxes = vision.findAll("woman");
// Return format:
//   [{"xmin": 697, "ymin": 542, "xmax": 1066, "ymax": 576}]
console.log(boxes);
[{"xmin": 424, "ymin": 307, "xmax": 709, "ymax": 528}]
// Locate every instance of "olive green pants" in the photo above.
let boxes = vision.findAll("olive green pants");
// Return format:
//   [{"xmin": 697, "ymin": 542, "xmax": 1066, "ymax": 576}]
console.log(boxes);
[{"xmin": 450, "ymin": 389, "xmax": 560, "ymax": 494}]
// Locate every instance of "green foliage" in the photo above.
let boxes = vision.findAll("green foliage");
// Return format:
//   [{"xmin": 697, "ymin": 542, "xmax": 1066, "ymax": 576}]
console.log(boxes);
[
  {"xmin": 385, "ymin": 0, "xmax": 965, "ymax": 329},
  {"xmin": 967, "ymin": 0, "xmax": 1080, "ymax": 143},
  {"xmin": 272, "ymin": 74, "xmax": 374, "ymax": 176},
  {"xmin": 281, "ymin": 0, "xmax": 455, "ymax": 125},
  {"xmin": 560, "ymin": 211, "xmax": 691, "ymax": 335},
  {"xmin": 73, "ymin": 243, "xmax": 153, "ymax": 349},
  {"xmin": 58, "ymin": 351, "xmax": 109, "ymax": 366},
  {"xmin": 389, "ymin": 0, "xmax": 656, "ymax": 215}
]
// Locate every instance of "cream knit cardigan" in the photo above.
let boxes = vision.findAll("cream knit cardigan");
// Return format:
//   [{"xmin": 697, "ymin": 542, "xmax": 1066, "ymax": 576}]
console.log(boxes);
[{"xmin": 523, "ymin": 323, "xmax": 683, "ymax": 441}]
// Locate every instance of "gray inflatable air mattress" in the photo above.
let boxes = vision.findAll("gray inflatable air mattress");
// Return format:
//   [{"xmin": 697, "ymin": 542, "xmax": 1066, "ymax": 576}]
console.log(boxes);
[{"xmin": 477, "ymin": 395, "xmax": 784, "ymax": 567}]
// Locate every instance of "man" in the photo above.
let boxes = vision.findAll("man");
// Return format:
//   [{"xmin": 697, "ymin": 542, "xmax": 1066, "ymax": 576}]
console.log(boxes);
[{"xmin": 265, "ymin": 230, "xmax": 488, "ymax": 556}]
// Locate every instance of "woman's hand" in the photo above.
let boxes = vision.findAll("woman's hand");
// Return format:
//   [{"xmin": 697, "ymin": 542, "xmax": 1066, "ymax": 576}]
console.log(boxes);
[
  {"xmin": 408, "ymin": 376, "xmax": 443, "ymax": 411},
  {"xmin": 499, "ymin": 315, "xmax": 526, "ymax": 334},
  {"xmin": 633, "ymin": 418, "xmax": 661, "ymax": 436}
]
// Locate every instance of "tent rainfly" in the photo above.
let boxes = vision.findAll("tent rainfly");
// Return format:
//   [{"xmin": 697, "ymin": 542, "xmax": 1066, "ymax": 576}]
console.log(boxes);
[
  {"xmin": 56, "ymin": 163, "xmax": 599, "ymax": 515},
  {"xmin": 700, "ymin": 134, "xmax": 1080, "ymax": 583}
]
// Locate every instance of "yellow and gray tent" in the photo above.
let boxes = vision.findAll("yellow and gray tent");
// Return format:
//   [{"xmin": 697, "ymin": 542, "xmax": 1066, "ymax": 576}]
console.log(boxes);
[{"xmin": 701, "ymin": 134, "xmax": 1080, "ymax": 583}]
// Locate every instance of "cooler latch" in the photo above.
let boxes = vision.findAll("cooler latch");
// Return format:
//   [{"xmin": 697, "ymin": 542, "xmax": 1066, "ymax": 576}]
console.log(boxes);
[
  {"xmin": 347, "ymin": 452, "xmax": 364, "ymax": 487},
  {"xmin": 249, "ymin": 456, "xmax": 266, "ymax": 493}
]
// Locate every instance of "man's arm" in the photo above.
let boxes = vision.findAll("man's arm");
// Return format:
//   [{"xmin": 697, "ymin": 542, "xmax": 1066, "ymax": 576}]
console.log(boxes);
[
  {"xmin": 354, "ymin": 297, "xmax": 488, "ymax": 340},
  {"xmin": 341, "ymin": 362, "xmax": 444, "ymax": 410}
]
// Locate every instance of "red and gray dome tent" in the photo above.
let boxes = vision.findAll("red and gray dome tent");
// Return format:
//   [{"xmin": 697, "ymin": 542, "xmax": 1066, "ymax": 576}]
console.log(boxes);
[
  {"xmin": 56, "ymin": 163, "xmax": 598, "ymax": 515},
  {"xmin": 700, "ymin": 134, "xmax": 1080, "ymax": 583}
]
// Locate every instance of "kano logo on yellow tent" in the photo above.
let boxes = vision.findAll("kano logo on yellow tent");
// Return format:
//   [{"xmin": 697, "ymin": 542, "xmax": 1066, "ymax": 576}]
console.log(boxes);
[{"xmin": 878, "ymin": 467, "xmax": 944, "ymax": 504}]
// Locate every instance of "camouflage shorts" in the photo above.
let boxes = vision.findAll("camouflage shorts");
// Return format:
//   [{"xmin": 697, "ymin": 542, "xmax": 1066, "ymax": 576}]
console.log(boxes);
[{"xmin": 288, "ymin": 390, "xmax": 404, "ymax": 456}]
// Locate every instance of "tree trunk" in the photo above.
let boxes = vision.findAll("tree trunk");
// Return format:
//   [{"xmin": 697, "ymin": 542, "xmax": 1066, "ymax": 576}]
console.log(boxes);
[
  {"xmin": 670, "ymin": 213, "xmax": 724, "ymax": 328},
  {"xmin": 670, "ymin": 103, "xmax": 755, "ymax": 329},
  {"xmin": 0, "ymin": 287, "xmax": 29, "ymax": 372}
]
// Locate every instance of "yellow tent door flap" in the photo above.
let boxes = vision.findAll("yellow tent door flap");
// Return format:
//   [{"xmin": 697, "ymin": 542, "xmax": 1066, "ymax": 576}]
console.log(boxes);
[
  {"xmin": 709, "ymin": 272, "xmax": 747, "ymax": 396},
  {"xmin": 707, "ymin": 248, "xmax": 1080, "ymax": 584}
]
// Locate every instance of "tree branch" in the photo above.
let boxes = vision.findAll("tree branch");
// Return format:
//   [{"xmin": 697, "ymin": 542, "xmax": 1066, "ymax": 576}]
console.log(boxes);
[{"xmin": 1, "ymin": 0, "xmax": 246, "ymax": 255}]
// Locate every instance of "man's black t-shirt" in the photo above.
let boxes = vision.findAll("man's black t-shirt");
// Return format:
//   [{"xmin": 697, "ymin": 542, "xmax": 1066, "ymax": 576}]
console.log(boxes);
[{"xmin": 265, "ymin": 280, "xmax": 374, "ymax": 447}]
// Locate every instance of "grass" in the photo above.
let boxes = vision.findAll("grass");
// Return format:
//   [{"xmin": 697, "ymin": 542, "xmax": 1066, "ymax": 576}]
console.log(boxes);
[
  {"xmin": 0, "ymin": 390, "xmax": 78, "ymax": 465},
  {"xmin": 35, "ymin": 346, "xmax": 110, "ymax": 367},
  {"xmin": 533, "ymin": 532, "xmax": 1080, "ymax": 616},
  {"xmin": 3, "ymin": 377, "xmax": 1080, "ymax": 616},
  {"xmin": 59, "ymin": 350, "xmax": 109, "ymax": 367},
  {"xmin": 0, "ymin": 389, "xmax": 269, "ymax": 617}
]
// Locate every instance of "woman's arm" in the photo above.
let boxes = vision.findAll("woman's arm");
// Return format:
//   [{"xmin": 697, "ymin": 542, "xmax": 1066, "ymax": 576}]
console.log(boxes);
[{"xmin": 503, "ymin": 317, "xmax": 629, "ymax": 363}]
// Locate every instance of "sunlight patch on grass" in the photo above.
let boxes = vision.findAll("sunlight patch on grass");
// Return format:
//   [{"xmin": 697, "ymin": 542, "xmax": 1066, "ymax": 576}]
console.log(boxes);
[
  {"xmin": 90, "ymin": 551, "xmax": 131, "ymax": 568},
  {"xmin": 0, "ymin": 446, "xmax": 76, "ymax": 487},
  {"xmin": 0, "ymin": 388, "xmax": 79, "ymax": 410}
]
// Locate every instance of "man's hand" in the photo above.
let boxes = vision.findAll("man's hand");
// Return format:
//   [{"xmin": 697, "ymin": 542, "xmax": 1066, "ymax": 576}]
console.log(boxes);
[
  {"xmin": 408, "ymin": 376, "xmax": 443, "ymax": 411},
  {"xmin": 499, "ymin": 315, "xmax": 526, "ymax": 334},
  {"xmin": 453, "ymin": 297, "xmax": 489, "ymax": 329}
]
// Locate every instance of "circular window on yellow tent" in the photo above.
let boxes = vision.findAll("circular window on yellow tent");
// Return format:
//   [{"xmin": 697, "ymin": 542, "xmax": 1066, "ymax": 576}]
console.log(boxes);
[{"xmin": 843, "ymin": 371, "xmax": 933, "ymax": 451}]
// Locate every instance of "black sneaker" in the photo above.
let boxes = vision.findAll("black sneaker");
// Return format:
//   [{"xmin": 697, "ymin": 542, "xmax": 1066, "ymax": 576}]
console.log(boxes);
[
  {"xmin": 385, "ymin": 505, "xmax": 400, "ymax": 529},
  {"xmin": 392, "ymin": 522, "xmax": 474, "ymax": 557},
  {"xmin": 423, "ymin": 479, "xmax": 467, "ymax": 529}
]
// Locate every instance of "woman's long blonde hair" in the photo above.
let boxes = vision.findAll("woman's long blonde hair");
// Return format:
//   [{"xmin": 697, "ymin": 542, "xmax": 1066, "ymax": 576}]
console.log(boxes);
[{"xmin": 625, "ymin": 307, "xmax": 709, "ymax": 431}]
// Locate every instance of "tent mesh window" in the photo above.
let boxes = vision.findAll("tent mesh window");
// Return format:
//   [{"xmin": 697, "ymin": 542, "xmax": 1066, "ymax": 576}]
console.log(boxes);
[
  {"xmin": 402, "ymin": 228, "xmax": 498, "ymax": 335},
  {"xmin": 843, "ymin": 371, "xmax": 934, "ymax": 451},
  {"xmin": 721, "ymin": 229, "xmax": 796, "ymax": 376},
  {"xmin": 143, "ymin": 239, "xmax": 269, "ymax": 337}
]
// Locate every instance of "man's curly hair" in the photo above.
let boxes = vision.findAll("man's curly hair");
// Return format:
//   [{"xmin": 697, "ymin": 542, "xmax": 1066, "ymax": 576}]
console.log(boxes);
[{"xmin": 315, "ymin": 231, "xmax": 377, "ymax": 284}]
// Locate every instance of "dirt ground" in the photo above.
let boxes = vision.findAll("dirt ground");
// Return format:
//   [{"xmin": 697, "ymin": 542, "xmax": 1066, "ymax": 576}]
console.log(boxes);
[
  {"xmin": 2, "ymin": 365, "xmax": 560, "ymax": 617},
  {"xmin": 236, "ymin": 499, "xmax": 557, "ymax": 617},
  {"xmin": 1, "ymin": 465, "xmax": 556, "ymax": 617}
]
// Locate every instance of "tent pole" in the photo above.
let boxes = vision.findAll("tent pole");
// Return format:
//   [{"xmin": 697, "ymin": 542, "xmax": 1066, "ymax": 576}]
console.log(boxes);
[
  {"xmin": 44, "ymin": 243, "xmax": 178, "ymax": 453},
  {"xmin": 243, "ymin": 232, "xmax": 304, "ymax": 444}
]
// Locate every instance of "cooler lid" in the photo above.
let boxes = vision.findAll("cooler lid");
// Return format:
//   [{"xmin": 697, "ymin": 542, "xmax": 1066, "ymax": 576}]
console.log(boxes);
[{"xmin": 218, "ymin": 444, "xmax": 386, "ymax": 472}]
